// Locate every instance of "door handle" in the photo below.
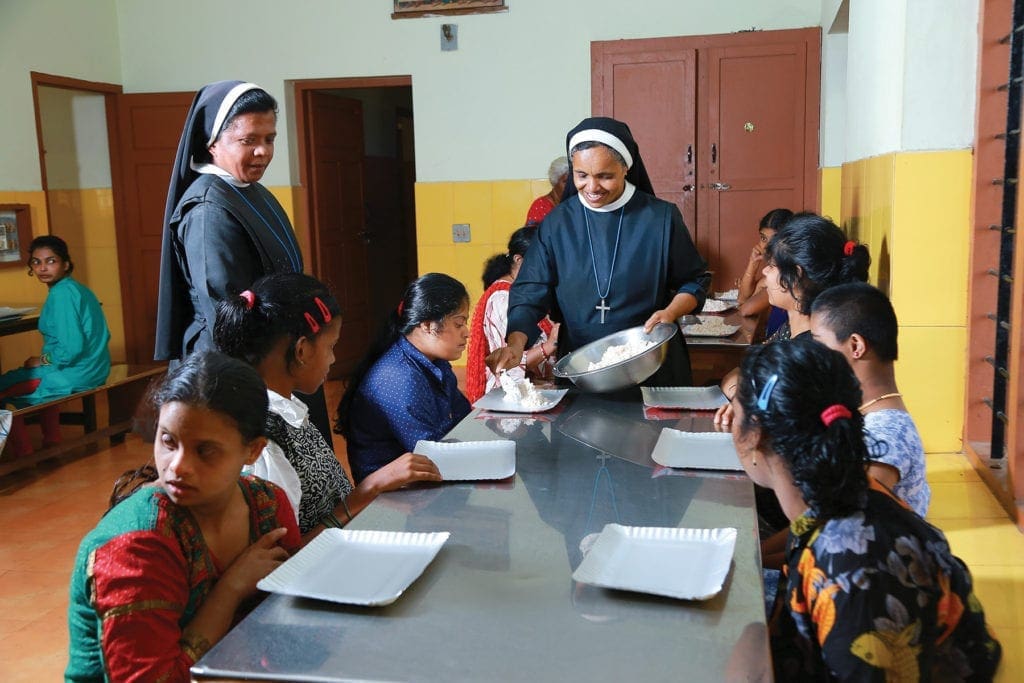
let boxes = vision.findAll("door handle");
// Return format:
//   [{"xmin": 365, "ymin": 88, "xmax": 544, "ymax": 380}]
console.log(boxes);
[
  {"xmin": 709, "ymin": 182, "xmax": 731, "ymax": 191},
  {"xmin": 686, "ymin": 144, "xmax": 693, "ymax": 164},
  {"xmin": 682, "ymin": 184, "xmax": 695, "ymax": 192}
]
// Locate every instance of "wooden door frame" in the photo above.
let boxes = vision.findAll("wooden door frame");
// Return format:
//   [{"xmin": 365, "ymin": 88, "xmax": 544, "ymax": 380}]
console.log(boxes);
[
  {"xmin": 29, "ymin": 71, "xmax": 124, "ymax": 236},
  {"xmin": 29, "ymin": 72, "xmax": 137, "ymax": 353},
  {"xmin": 590, "ymin": 27, "xmax": 821, "ymax": 211},
  {"xmin": 291, "ymin": 75, "xmax": 412, "ymax": 278}
]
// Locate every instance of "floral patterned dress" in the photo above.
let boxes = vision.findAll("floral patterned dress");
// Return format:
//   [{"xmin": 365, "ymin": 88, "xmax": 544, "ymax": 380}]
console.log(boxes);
[{"xmin": 770, "ymin": 481, "xmax": 1001, "ymax": 681}]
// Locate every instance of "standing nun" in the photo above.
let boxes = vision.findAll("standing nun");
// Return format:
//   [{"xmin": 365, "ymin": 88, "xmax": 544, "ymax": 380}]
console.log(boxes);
[
  {"xmin": 489, "ymin": 117, "xmax": 709, "ymax": 385},
  {"xmin": 154, "ymin": 80, "xmax": 332, "ymax": 444}
]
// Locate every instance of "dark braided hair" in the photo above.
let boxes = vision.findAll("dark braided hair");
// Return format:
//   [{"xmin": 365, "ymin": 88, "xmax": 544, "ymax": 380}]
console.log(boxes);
[
  {"xmin": 336, "ymin": 272, "xmax": 467, "ymax": 437},
  {"xmin": 481, "ymin": 225, "xmax": 538, "ymax": 288},
  {"xmin": 109, "ymin": 351, "xmax": 268, "ymax": 508},
  {"xmin": 214, "ymin": 272, "xmax": 341, "ymax": 369},
  {"xmin": 765, "ymin": 212, "xmax": 870, "ymax": 314},
  {"xmin": 736, "ymin": 336, "xmax": 868, "ymax": 519},
  {"xmin": 759, "ymin": 208, "xmax": 793, "ymax": 231}
]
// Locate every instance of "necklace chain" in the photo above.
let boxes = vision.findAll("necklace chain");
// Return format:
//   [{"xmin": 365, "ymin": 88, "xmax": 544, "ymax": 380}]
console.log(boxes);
[
  {"xmin": 584, "ymin": 206, "xmax": 625, "ymax": 300},
  {"xmin": 858, "ymin": 392, "xmax": 902, "ymax": 412}
]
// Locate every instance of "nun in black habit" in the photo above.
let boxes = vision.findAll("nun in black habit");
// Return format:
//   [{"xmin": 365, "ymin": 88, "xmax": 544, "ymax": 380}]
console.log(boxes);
[
  {"xmin": 491, "ymin": 117, "xmax": 709, "ymax": 386},
  {"xmin": 154, "ymin": 80, "xmax": 332, "ymax": 443}
]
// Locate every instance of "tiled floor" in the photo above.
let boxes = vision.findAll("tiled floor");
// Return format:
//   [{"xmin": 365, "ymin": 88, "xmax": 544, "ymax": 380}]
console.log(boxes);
[{"xmin": 1, "ymin": 386, "xmax": 1022, "ymax": 681}]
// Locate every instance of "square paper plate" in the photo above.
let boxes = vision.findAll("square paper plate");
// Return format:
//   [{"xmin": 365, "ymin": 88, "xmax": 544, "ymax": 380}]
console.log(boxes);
[
  {"xmin": 572, "ymin": 524, "xmax": 737, "ymax": 600},
  {"xmin": 650, "ymin": 428, "xmax": 743, "ymax": 470},
  {"xmin": 414, "ymin": 439, "xmax": 516, "ymax": 480},
  {"xmin": 681, "ymin": 315, "xmax": 741, "ymax": 338},
  {"xmin": 0, "ymin": 306, "xmax": 36, "ymax": 320},
  {"xmin": 473, "ymin": 386, "xmax": 569, "ymax": 413},
  {"xmin": 641, "ymin": 386, "xmax": 728, "ymax": 411},
  {"xmin": 715, "ymin": 289, "xmax": 739, "ymax": 302},
  {"xmin": 256, "ymin": 528, "xmax": 449, "ymax": 606},
  {"xmin": 701, "ymin": 299, "xmax": 736, "ymax": 313}
]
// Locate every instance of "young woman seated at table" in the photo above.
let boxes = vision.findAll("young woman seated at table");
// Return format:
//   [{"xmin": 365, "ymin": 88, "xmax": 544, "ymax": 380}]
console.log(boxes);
[
  {"xmin": 66, "ymin": 352, "xmax": 300, "ymax": 682},
  {"xmin": 810, "ymin": 282, "xmax": 929, "ymax": 517},
  {"xmin": 466, "ymin": 225, "xmax": 558, "ymax": 403},
  {"xmin": 215, "ymin": 272, "xmax": 440, "ymax": 539},
  {"xmin": 716, "ymin": 212, "xmax": 870, "ymax": 427},
  {"xmin": 730, "ymin": 337, "xmax": 1001, "ymax": 680},
  {"xmin": 336, "ymin": 273, "xmax": 472, "ymax": 483},
  {"xmin": 0, "ymin": 235, "xmax": 110, "ymax": 455},
  {"xmin": 736, "ymin": 208, "xmax": 791, "ymax": 337}
]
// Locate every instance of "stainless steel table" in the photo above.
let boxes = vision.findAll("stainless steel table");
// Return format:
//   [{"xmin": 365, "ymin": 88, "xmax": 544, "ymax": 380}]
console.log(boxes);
[{"xmin": 193, "ymin": 389, "xmax": 771, "ymax": 682}]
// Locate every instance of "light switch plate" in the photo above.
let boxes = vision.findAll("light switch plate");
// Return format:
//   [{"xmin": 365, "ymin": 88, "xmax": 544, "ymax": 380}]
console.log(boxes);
[{"xmin": 452, "ymin": 223, "xmax": 471, "ymax": 242}]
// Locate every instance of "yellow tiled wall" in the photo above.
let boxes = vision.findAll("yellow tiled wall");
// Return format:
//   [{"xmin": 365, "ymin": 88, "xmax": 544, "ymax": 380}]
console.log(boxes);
[
  {"xmin": 415, "ymin": 178, "xmax": 547, "ymax": 366},
  {"xmin": 47, "ymin": 188, "xmax": 125, "ymax": 363},
  {"xmin": 819, "ymin": 166, "xmax": 841, "ymax": 223},
  {"xmin": 839, "ymin": 149, "xmax": 973, "ymax": 452}
]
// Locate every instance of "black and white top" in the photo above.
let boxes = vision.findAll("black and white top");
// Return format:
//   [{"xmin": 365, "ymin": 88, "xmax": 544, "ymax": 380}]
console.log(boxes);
[{"xmin": 250, "ymin": 390, "xmax": 353, "ymax": 534}]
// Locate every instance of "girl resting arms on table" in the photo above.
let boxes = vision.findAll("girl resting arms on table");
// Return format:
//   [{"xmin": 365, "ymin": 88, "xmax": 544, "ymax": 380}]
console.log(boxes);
[
  {"xmin": 66, "ymin": 352, "xmax": 300, "ymax": 682},
  {"xmin": 729, "ymin": 337, "xmax": 1001, "ymax": 680},
  {"xmin": 215, "ymin": 272, "xmax": 440, "ymax": 540},
  {"xmin": 336, "ymin": 273, "xmax": 472, "ymax": 483}
]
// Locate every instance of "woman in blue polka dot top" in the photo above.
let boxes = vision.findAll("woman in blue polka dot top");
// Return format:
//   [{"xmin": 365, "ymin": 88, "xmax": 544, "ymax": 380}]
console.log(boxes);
[{"xmin": 336, "ymin": 273, "xmax": 472, "ymax": 482}]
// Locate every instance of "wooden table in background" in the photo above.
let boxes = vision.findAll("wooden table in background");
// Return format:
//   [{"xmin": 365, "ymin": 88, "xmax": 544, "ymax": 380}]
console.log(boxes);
[{"xmin": 685, "ymin": 310, "xmax": 761, "ymax": 386}]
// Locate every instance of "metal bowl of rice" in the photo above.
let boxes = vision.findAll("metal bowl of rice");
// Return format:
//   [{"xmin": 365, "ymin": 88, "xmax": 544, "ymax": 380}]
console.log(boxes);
[{"xmin": 552, "ymin": 323, "xmax": 677, "ymax": 393}]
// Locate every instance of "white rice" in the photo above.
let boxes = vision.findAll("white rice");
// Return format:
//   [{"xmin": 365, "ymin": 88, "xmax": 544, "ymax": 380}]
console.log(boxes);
[{"xmin": 586, "ymin": 339, "xmax": 656, "ymax": 371}]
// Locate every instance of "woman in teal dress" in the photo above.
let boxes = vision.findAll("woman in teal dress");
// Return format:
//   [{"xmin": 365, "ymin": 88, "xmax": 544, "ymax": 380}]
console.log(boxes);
[{"xmin": 0, "ymin": 235, "xmax": 111, "ymax": 409}]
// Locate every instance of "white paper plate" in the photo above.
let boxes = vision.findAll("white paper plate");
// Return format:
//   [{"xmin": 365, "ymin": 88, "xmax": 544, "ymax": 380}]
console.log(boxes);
[
  {"xmin": 257, "ymin": 528, "xmax": 449, "ymax": 606},
  {"xmin": 473, "ymin": 386, "xmax": 568, "ymax": 413},
  {"xmin": 572, "ymin": 524, "xmax": 737, "ymax": 600},
  {"xmin": 650, "ymin": 428, "xmax": 743, "ymax": 470},
  {"xmin": 641, "ymin": 386, "xmax": 728, "ymax": 410},
  {"xmin": 714, "ymin": 289, "xmax": 739, "ymax": 302},
  {"xmin": 414, "ymin": 439, "xmax": 516, "ymax": 480},
  {"xmin": 681, "ymin": 314, "xmax": 740, "ymax": 338},
  {"xmin": 0, "ymin": 306, "xmax": 36, "ymax": 320},
  {"xmin": 701, "ymin": 299, "xmax": 736, "ymax": 313}
]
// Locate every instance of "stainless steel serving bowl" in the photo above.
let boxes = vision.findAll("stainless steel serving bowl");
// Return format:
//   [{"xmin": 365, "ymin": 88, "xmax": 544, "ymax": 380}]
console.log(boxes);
[{"xmin": 552, "ymin": 323, "xmax": 677, "ymax": 392}]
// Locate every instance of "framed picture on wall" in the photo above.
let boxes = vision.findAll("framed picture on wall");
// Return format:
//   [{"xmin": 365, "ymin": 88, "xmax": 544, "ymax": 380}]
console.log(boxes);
[
  {"xmin": 0, "ymin": 204, "xmax": 32, "ymax": 267},
  {"xmin": 392, "ymin": 0, "xmax": 506, "ymax": 19}
]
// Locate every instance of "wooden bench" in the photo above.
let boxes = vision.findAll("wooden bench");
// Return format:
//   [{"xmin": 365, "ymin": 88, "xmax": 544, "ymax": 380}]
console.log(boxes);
[{"xmin": 0, "ymin": 364, "xmax": 166, "ymax": 477}]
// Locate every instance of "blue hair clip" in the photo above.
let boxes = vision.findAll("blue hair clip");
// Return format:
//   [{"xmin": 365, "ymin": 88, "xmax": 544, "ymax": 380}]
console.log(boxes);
[{"xmin": 756, "ymin": 374, "xmax": 779, "ymax": 411}]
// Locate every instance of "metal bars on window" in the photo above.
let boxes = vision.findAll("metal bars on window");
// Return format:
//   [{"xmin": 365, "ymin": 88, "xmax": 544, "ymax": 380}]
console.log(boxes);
[{"xmin": 988, "ymin": 0, "xmax": 1024, "ymax": 459}]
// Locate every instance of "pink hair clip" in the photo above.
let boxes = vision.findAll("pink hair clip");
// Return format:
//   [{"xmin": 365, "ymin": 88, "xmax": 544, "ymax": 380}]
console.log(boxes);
[
  {"xmin": 313, "ymin": 296, "xmax": 332, "ymax": 324},
  {"xmin": 820, "ymin": 404, "xmax": 852, "ymax": 427},
  {"xmin": 240, "ymin": 290, "xmax": 256, "ymax": 310},
  {"xmin": 843, "ymin": 240, "xmax": 856, "ymax": 256},
  {"xmin": 303, "ymin": 312, "xmax": 321, "ymax": 335}
]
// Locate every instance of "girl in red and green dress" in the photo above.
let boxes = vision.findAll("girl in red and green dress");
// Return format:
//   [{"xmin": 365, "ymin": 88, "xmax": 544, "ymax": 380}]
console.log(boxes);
[{"xmin": 66, "ymin": 352, "xmax": 300, "ymax": 682}]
